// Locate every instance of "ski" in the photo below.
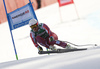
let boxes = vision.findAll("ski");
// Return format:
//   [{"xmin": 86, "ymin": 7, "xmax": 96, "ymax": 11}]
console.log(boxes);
[
  {"xmin": 57, "ymin": 48, "xmax": 87, "ymax": 53},
  {"xmin": 38, "ymin": 48, "xmax": 87, "ymax": 54},
  {"xmin": 38, "ymin": 50, "xmax": 59, "ymax": 54}
]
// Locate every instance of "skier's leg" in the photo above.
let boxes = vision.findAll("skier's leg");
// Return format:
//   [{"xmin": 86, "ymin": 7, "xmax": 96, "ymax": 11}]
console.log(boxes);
[
  {"xmin": 36, "ymin": 36, "xmax": 49, "ymax": 48},
  {"xmin": 55, "ymin": 40, "xmax": 67, "ymax": 48},
  {"xmin": 49, "ymin": 32, "xmax": 67, "ymax": 48},
  {"xmin": 48, "ymin": 32, "xmax": 76, "ymax": 49},
  {"xmin": 50, "ymin": 32, "xmax": 58, "ymax": 40}
]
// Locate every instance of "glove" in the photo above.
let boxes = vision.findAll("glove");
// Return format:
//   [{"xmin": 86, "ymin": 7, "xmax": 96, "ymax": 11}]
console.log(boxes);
[
  {"xmin": 37, "ymin": 46, "xmax": 43, "ymax": 51},
  {"xmin": 49, "ymin": 36, "xmax": 54, "ymax": 42}
]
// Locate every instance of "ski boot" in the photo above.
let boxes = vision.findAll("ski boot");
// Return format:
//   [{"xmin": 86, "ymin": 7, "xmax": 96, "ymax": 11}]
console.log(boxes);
[
  {"xmin": 49, "ymin": 46, "xmax": 57, "ymax": 51},
  {"xmin": 65, "ymin": 44, "xmax": 77, "ymax": 49}
]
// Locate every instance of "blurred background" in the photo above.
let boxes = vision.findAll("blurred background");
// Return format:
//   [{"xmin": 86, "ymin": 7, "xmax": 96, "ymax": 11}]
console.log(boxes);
[{"xmin": 0, "ymin": 0, "xmax": 57, "ymax": 24}]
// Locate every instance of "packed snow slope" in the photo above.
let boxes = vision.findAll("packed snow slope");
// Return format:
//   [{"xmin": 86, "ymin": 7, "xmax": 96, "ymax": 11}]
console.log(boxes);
[
  {"xmin": 0, "ymin": 0, "xmax": 100, "ymax": 69},
  {"xmin": 0, "ymin": 47, "xmax": 100, "ymax": 69}
]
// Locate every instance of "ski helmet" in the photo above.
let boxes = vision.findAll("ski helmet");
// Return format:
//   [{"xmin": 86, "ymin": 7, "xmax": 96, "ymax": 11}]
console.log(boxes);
[{"xmin": 29, "ymin": 18, "xmax": 38, "ymax": 26}]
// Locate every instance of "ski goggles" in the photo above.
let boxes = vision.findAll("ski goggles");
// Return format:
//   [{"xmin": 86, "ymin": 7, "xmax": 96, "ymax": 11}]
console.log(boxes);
[{"xmin": 30, "ymin": 24, "xmax": 38, "ymax": 29}]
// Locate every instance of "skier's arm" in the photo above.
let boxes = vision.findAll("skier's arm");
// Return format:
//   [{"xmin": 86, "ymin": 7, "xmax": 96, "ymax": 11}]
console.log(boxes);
[
  {"xmin": 30, "ymin": 32, "xmax": 43, "ymax": 51},
  {"xmin": 30, "ymin": 33, "xmax": 39, "ymax": 47},
  {"xmin": 43, "ymin": 24, "xmax": 52, "ymax": 36}
]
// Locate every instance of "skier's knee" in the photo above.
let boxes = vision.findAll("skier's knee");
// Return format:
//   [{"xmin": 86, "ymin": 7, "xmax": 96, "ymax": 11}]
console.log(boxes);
[{"xmin": 36, "ymin": 36, "xmax": 45, "ymax": 42}]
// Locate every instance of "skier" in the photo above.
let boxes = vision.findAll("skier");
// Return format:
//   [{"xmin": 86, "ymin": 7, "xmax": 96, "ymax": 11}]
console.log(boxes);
[{"xmin": 29, "ymin": 18, "xmax": 73, "ymax": 52}]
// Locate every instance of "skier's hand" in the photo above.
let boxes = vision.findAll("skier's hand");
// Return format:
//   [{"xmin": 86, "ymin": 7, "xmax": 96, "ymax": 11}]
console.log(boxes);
[
  {"xmin": 37, "ymin": 46, "xmax": 43, "ymax": 51},
  {"xmin": 49, "ymin": 36, "xmax": 54, "ymax": 42}
]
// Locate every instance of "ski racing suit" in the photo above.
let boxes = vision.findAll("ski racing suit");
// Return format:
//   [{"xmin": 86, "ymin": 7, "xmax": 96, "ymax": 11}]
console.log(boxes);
[{"xmin": 30, "ymin": 23, "xmax": 67, "ymax": 49}]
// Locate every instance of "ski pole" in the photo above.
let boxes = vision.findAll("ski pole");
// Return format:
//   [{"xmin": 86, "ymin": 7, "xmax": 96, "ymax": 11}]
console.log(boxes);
[{"xmin": 61, "ymin": 40, "xmax": 97, "ymax": 46}]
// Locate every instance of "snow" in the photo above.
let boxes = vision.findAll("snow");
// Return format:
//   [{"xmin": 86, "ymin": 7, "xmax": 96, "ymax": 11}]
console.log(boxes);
[
  {"xmin": 0, "ymin": 0, "xmax": 100, "ymax": 69},
  {"xmin": 1, "ymin": 48, "xmax": 100, "ymax": 69}
]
